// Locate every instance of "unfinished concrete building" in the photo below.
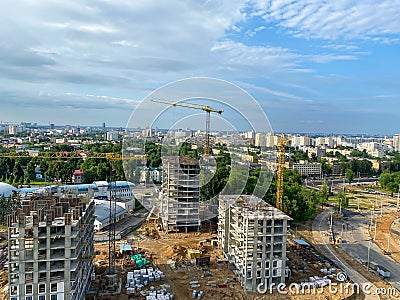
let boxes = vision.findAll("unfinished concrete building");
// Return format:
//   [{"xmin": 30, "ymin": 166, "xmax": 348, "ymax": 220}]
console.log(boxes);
[
  {"xmin": 7, "ymin": 195, "xmax": 95, "ymax": 300},
  {"xmin": 160, "ymin": 156, "xmax": 201, "ymax": 232},
  {"xmin": 218, "ymin": 195, "xmax": 292, "ymax": 291}
]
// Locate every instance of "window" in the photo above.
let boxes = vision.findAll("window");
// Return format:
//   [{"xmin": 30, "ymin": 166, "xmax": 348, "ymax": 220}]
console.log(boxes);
[
  {"xmin": 51, "ymin": 283, "xmax": 57, "ymax": 292},
  {"xmin": 25, "ymin": 285, "xmax": 33, "ymax": 294},
  {"xmin": 25, "ymin": 297, "xmax": 33, "ymax": 300},
  {"xmin": 11, "ymin": 298, "xmax": 17, "ymax": 300},
  {"xmin": 39, "ymin": 296, "xmax": 46, "ymax": 300},
  {"xmin": 39, "ymin": 284, "xmax": 45, "ymax": 293},
  {"xmin": 10, "ymin": 286, "xmax": 17, "ymax": 295},
  {"xmin": 51, "ymin": 295, "xmax": 57, "ymax": 300}
]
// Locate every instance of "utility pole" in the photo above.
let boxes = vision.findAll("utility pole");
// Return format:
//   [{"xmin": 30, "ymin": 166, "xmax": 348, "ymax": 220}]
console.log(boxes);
[
  {"xmin": 369, "ymin": 205, "xmax": 374, "ymax": 231},
  {"xmin": 397, "ymin": 184, "xmax": 400, "ymax": 211}
]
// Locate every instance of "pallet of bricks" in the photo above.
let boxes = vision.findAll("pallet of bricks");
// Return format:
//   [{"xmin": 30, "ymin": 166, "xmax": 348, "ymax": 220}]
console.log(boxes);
[{"xmin": 126, "ymin": 267, "xmax": 174, "ymax": 299}]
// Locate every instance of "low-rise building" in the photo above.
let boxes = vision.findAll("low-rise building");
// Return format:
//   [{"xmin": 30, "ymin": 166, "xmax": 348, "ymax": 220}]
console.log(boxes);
[
  {"xmin": 291, "ymin": 162, "xmax": 322, "ymax": 177},
  {"xmin": 72, "ymin": 169, "xmax": 85, "ymax": 184}
]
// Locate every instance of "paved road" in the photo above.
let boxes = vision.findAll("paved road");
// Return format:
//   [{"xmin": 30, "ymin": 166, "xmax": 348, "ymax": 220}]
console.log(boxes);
[
  {"xmin": 312, "ymin": 209, "xmax": 381, "ymax": 300},
  {"xmin": 337, "ymin": 209, "xmax": 400, "ymax": 292}
]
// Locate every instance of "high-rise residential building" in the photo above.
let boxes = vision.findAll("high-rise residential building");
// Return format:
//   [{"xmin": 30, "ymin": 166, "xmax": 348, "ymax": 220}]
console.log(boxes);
[
  {"xmin": 255, "ymin": 133, "xmax": 266, "ymax": 147},
  {"xmin": 8, "ymin": 195, "xmax": 95, "ymax": 300},
  {"xmin": 160, "ymin": 156, "xmax": 201, "ymax": 232},
  {"xmin": 218, "ymin": 195, "xmax": 291, "ymax": 291},
  {"xmin": 394, "ymin": 134, "xmax": 400, "ymax": 152}
]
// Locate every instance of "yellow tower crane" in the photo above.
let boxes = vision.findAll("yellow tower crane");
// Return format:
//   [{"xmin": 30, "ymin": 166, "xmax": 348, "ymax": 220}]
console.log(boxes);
[
  {"xmin": 151, "ymin": 98, "xmax": 223, "ymax": 157},
  {"xmin": 276, "ymin": 133, "xmax": 290, "ymax": 212}
]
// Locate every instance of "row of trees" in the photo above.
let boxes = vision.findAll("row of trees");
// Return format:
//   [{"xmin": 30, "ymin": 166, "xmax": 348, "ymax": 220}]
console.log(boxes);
[
  {"xmin": 0, "ymin": 142, "xmax": 126, "ymax": 186},
  {"xmin": 379, "ymin": 172, "xmax": 400, "ymax": 193}
]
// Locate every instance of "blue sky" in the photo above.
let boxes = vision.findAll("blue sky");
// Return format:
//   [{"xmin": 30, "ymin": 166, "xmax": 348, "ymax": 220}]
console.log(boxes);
[{"xmin": 0, "ymin": 0, "xmax": 399, "ymax": 134}]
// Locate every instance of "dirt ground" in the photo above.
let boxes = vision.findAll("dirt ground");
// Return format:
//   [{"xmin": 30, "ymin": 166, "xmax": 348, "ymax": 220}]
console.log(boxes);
[
  {"xmin": 92, "ymin": 223, "xmax": 356, "ymax": 300},
  {"xmin": 371, "ymin": 212, "xmax": 400, "ymax": 262}
]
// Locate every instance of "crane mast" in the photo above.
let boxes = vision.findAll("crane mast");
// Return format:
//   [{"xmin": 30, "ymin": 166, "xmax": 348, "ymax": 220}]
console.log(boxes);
[
  {"xmin": 151, "ymin": 98, "xmax": 223, "ymax": 157},
  {"xmin": 276, "ymin": 133, "xmax": 290, "ymax": 212}
]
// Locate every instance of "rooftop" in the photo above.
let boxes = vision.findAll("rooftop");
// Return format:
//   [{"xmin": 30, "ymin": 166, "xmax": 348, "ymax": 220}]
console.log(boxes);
[{"xmin": 162, "ymin": 156, "xmax": 199, "ymax": 166}]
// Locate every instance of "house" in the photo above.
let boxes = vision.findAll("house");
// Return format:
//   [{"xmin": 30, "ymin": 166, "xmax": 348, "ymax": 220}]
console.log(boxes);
[{"xmin": 72, "ymin": 169, "xmax": 85, "ymax": 184}]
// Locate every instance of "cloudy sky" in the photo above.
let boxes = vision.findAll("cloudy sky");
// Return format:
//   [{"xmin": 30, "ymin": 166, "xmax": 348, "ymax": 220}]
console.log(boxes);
[{"xmin": 0, "ymin": 0, "xmax": 399, "ymax": 134}]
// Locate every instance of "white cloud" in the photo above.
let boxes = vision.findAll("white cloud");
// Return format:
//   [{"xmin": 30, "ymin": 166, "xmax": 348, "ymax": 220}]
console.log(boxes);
[
  {"xmin": 237, "ymin": 81, "xmax": 303, "ymax": 101},
  {"xmin": 250, "ymin": 0, "xmax": 400, "ymax": 42}
]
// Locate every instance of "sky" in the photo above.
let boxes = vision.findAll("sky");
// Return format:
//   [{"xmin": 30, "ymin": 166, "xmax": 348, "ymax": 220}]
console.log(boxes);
[{"xmin": 0, "ymin": 0, "xmax": 399, "ymax": 135}]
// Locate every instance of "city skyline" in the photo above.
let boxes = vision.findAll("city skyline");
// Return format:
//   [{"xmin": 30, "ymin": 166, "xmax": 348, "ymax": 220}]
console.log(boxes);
[{"xmin": 0, "ymin": 1, "xmax": 399, "ymax": 134}]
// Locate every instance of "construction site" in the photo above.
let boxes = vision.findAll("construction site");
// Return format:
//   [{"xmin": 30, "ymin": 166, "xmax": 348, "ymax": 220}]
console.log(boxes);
[
  {"xmin": 0, "ymin": 129, "xmax": 369, "ymax": 300},
  {"xmin": 0, "ymin": 108, "xmax": 397, "ymax": 299}
]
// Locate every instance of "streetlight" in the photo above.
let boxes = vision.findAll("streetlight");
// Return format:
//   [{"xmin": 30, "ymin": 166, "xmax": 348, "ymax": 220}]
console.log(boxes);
[
  {"xmin": 387, "ymin": 227, "xmax": 391, "ymax": 254},
  {"xmin": 369, "ymin": 204, "xmax": 374, "ymax": 232}
]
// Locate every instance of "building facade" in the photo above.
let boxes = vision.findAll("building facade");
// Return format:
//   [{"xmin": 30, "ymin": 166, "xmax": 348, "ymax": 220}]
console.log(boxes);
[
  {"xmin": 393, "ymin": 134, "xmax": 400, "ymax": 152},
  {"xmin": 8, "ymin": 195, "xmax": 95, "ymax": 300},
  {"xmin": 218, "ymin": 195, "xmax": 291, "ymax": 291},
  {"xmin": 291, "ymin": 162, "xmax": 322, "ymax": 177},
  {"xmin": 72, "ymin": 170, "xmax": 84, "ymax": 184},
  {"xmin": 160, "ymin": 156, "xmax": 201, "ymax": 232}
]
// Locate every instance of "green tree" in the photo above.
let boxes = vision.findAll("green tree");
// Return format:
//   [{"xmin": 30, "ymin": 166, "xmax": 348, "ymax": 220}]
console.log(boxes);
[
  {"xmin": 337, "ymin": 190, "xmax": 348, "ymax": 210},
  {"xmin": 318, "ymin": 182, "xmax": 330, "ymax": 207},
  {"xmin": 25, "ymin": 160, "xmax": 36, "ymax": 183},
  {"xmin": 12, "ymin": 161, "xmax": 24, "ymax": 183},
  {"xmin": 83, "ymin": 167, "xmax": 98, "ymax": 183},
  {"xmin": 345, "ymin": 169, "xmax": 355, "ymax": 184}
]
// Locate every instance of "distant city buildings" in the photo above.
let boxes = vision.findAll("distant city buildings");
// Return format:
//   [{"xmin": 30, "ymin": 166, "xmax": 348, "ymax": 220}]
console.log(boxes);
[{"xmin": 106, "ymin": 131, "xmax": 119, "ymax": 141}]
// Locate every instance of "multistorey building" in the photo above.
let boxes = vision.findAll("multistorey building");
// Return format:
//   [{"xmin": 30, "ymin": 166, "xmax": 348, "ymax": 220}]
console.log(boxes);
[
  {"xmin": 291, "ymin": 162, "xmax": 322, "ymax": 177},
  {"xmin": 160, "ymin": 156, "xmax": 201, "ymax": 232},
  {"xmin": 8, "ymin": 195, "xmax": 95, "ymax": 300},
  {"xmin": 393, "ymin": 134, "xmax": 400, "ymax": 152},
  {"xmin": 218, "ymin": 195, "xmax": 291, "ymax": 291}
]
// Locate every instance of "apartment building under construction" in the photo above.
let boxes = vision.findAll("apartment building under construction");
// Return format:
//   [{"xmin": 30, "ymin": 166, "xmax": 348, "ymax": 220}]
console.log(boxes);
[
  {"xmin": 218, "ymin": 195, "xmax": 291, "ymax": 291},
  {"xmin": 7, "ymin": 195, "xmax": 95, "ymax": 300},
  {"xmin": 160, "ymin": 156, "xmax": 201, "ymax": 232}
]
